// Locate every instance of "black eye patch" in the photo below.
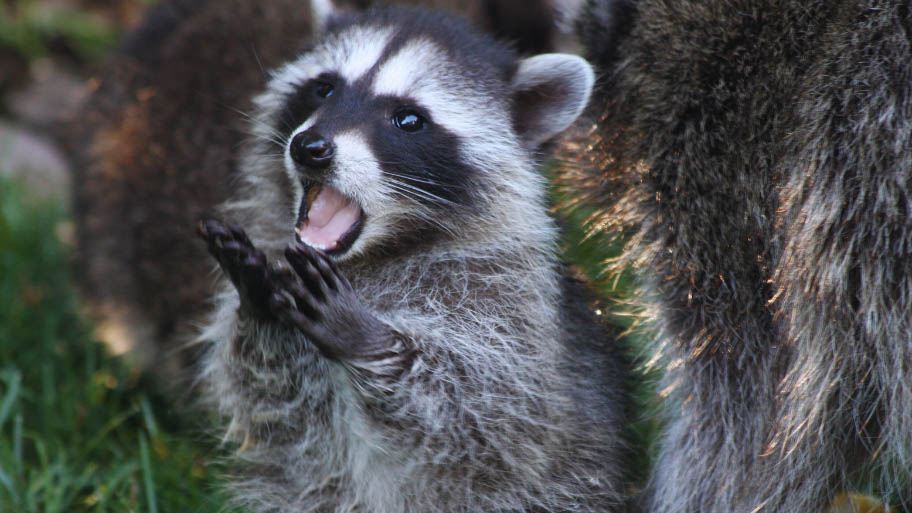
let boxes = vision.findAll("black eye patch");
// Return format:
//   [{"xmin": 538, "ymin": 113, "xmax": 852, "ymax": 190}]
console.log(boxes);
[
  {"xmin": 365, "ymin": 99, "xmax": 477, "ymax": 209},
  {"xmin": 273, "ymin": 73, "xmax": 341, "ymax": 143}
]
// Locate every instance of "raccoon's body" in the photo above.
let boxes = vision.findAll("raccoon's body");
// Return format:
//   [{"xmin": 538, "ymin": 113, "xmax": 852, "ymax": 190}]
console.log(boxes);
[
  {"xmin": 565, "ymin": 0, "xmax": 912, "ymax": 511},
  {"xmin": 189, "ymin": 5, "xmax": 633, "ymax": 513}
]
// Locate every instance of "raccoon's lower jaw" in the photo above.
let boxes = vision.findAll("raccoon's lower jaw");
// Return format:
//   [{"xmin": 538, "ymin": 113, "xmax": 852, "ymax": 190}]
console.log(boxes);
[{"xmin": 295, "ymin": 183, "xmax": 364, "ymax": 255}]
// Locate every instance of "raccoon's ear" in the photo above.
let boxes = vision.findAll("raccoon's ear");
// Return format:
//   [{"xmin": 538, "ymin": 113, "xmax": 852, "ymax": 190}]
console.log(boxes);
[
  {"xmin": 511, "ymin": 54, "xmax": 595, "ymax": 147},
  {"xmin": 311, "ymin": 0, "xmax": 346, "ymax": 35}
]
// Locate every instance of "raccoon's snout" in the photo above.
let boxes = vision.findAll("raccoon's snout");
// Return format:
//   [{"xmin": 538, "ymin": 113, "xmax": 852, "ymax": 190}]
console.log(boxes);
[{"xmin": 290, "ymin": 129, "xmax": 335, "ymax": 171}]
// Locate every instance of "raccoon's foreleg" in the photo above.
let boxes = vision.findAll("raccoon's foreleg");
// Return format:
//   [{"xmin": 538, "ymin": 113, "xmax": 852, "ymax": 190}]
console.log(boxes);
[{"xmin": 269, "ymin": 242, "xmax": 415, "ymax": 376}]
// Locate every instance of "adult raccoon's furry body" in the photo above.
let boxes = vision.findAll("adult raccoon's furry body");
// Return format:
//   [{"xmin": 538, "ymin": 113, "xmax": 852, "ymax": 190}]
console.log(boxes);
[
  {"xmin": 565, "ymin": 0, "xmax": 912, "ymax": 511},
  {"xmin": 194, "ymin": 5, "xmax": 632, "ymax": 513},
  {"xmin": 63, "ymin": 0, "xmax": 324, "ymax": 377},
  {"xmin": 62, "ymin": 0, "xmax": 565, "ymax": 382}
]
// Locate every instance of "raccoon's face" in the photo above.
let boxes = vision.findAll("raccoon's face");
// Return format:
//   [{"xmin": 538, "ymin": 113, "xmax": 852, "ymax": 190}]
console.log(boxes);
[{"xmin": 251, "ymin": 8, "xmax": 594, "ymax": 259}]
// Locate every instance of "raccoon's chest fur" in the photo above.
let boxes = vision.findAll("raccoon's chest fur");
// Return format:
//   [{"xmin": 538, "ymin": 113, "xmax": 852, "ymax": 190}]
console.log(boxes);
[{"xmin": 210, "ymin": 255, "xmax": 568, "ymax": 512}]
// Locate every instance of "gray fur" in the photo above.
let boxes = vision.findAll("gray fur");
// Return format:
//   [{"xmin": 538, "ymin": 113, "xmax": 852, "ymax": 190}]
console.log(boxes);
[
  {"xmin": 562, "ymin": 0, "xmax": 912, "ymax": 511},
  {"xmin": 199, "ymin": 7, "xmax": 632, "ymax": 513}
]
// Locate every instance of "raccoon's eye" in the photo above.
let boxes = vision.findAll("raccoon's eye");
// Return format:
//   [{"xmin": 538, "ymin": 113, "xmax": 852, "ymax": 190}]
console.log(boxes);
[
  {"xmin": 314, "ymin": 81, "xmax": 334, "ymax": 99},
  {"xmin": 392, "ymin": 110, "xmax": 426, "ymax": 132}
]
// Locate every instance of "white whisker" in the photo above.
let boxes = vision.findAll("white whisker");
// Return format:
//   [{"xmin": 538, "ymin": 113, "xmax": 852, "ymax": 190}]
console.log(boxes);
[
  {"xmin": 383, "ymin": 171, "xmax": 463, "ymax": 190},
  {"xmin": 385, "ymin": 186, "xmax": 459, "ymax": 237},
  {"xmin": 386, "ymin": 180, "xmax": 462, "ymax": 208}
]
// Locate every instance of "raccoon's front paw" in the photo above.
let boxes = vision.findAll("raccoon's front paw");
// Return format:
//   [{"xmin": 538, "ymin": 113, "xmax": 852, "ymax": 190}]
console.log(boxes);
[
  {"xmin": 197, "ymin": 219, "xmax": 275, "ymax": 319},
  {"xmin": 268, "ymin": 242, "xmax": 395, "ymax": 362}
]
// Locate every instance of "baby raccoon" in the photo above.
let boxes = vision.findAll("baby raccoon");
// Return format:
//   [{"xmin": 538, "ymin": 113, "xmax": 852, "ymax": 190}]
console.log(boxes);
[{"xmin": 196, "ymin": 4, "xmax": 632, "ymax": 513}]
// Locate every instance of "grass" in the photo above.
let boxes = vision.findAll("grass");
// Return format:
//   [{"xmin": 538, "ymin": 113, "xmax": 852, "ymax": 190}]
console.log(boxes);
[{"xmin": 0, "ymin": 176, "xmax": 235, "ymax": 513}]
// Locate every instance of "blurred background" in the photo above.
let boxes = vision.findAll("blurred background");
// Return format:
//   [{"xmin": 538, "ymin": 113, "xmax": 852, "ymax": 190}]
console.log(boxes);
[
  {"xmin": 0, "ymin": 1, "xmax": 241, "ymax": 511},
  {"xmin": 1, "ymin": 0, "xmax": 143, "ymax": 199}
]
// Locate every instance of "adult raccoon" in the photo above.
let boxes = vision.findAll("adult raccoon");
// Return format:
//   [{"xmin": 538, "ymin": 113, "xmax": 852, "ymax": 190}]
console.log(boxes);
[{"xmin": 563, "ymin": 0, "xmax": 912, "ymax": 511}]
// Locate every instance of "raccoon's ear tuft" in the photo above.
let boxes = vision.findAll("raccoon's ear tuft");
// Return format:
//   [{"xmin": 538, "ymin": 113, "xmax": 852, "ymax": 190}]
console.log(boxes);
[
  {"xmin": 311, "ymin": 0, "xmax": 345, "ymax": 35},
  {"xmin": 511, "ymin": 54, "xmax": 595, "ymax": 147}
]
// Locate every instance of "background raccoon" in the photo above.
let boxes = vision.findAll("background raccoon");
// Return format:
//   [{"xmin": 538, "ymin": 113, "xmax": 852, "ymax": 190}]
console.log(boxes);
[
  {"xmin": 62, "ymin": 0, "xmax": 566, "ymax": 383},
  {"xmin": 563, "ymin": 0, "xmax": 912, "ymax": 511}
]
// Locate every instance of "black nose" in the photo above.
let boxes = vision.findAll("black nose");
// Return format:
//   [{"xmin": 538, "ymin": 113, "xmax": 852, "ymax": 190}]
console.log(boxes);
[{"xmin": 290, "ymin": 130, "xmax": 335, "ymax": 169}]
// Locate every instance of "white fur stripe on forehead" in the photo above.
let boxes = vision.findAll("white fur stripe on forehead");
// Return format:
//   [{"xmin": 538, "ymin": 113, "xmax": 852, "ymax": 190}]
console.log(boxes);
[
  {"xmin": 371, "ymin": 38, "xmax": 444, "ymax": 98},
  {"xmin": 336, "ymin": 26, "xmax": 395, "ymax": 83},
  {"xmin": 266, "ymin": 26, "xmax": 394, "ymax": 95},
  {"xmin": 310, "ymin": 0, "xmax": 335, "ymax": 34}
]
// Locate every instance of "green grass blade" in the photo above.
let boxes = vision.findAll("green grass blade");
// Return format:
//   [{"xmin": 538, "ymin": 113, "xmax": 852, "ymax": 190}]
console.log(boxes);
[
  {"xmin": 140, "ymin": 434, "xmax": 159, "ymax": 513},
  {"xmin": 0, "ymin": 369, "xmax": 21, "ymax": 430}
]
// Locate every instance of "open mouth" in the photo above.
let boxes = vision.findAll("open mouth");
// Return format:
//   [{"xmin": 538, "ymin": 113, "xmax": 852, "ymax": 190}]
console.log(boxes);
[{"xmin": 295, "ymin": 182, "xmax": 364, "ymax": 255}]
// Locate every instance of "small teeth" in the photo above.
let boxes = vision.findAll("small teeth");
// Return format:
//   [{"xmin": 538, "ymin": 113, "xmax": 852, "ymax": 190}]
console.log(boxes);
[
  {"xmin": 297, "ymin": 184, "xmax": 336, "ymax": 250},
  {"xmin": 295, "ymin": 232, "xmax": 338, "ymax": 251}
]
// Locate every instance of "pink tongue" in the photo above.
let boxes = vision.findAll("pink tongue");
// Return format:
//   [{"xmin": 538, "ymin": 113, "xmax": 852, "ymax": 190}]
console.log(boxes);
[{"xmin": 296, "ymin": 186, "xmax": 361, "ymax": 250}]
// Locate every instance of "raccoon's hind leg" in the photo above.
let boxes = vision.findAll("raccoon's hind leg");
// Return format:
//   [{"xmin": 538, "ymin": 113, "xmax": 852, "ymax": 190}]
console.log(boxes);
[{"xmin": 270, "ymin": 242, "xmax": 414, "ymax": 372}]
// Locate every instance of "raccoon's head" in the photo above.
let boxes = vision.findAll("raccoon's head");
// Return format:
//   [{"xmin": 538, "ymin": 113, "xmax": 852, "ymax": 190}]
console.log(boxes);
[{"xmin": 248, "ymin": 6, "xmax": 593, "ymax": 259}]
